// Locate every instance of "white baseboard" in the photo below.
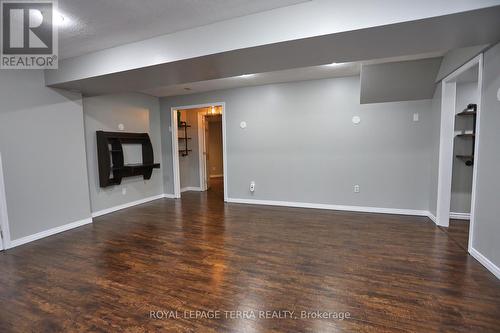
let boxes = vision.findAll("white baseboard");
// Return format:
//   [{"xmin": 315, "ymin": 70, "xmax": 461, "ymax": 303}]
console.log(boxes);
[
  {"xmin": 209, "ymin": 174, "xmax": 223, "ymax": 178},
  {"xmin": 226, "ymin": 198, "xmax": 430, "ymax": 218},
  {"xmin": 470, "ymin": 247, "xmax": 500, "ymax": 280},
  {"xmin": 163, "ymin": 193, "xmax": 177, "ymax": 199},
  {"xmin": 92, "ymin": 194, "xmax": 166, "ymax": 218},
  {"xmin": 450, "ymin": 212, "xmax": 471, "ymax": 220},
  {"xmin": 9, "ymin": 217, "xmax": 92, "ymax": 249},
  {"xmin": 7, "ymin": 194, "xmax": 178, "ymax": 249},
  {"xmin": 181, "ymin": 187, "xmax": 203, "ymax": 193},
  {"xmin": 427, "ymin": 212, "xmax": 437, "ymax": 224}
]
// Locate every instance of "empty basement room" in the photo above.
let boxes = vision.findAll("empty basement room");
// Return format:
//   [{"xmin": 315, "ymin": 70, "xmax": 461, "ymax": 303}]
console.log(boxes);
[{"xmin": 1, "ymin": 1, "xmax": 500, "ymax": 332}]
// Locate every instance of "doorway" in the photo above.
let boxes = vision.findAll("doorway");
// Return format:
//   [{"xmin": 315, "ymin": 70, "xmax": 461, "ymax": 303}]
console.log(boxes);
[
  {"xmin": 198, "ymin": 109, "xmax": 224, "ymax": 192},
  {"xmin": 436, "ymin": 54, "xmax": 483, "ymax": 253},
  {"xmin": 171, "ymin": 103, "xmax": 227, "ymax": 201},
  {"xmin": 0, "ymin": 153, "xmax": 11, "ymax": 250}
]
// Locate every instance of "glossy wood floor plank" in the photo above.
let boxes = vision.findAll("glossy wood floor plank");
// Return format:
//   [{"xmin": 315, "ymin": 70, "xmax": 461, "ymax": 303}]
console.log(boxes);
[
  {"xmin": 0, "ymin": 179, "xmax": 499, "ymax": 332},
  {"xmin": 440, "ymin": 219, "xmax": 470, "ymax": 251}
]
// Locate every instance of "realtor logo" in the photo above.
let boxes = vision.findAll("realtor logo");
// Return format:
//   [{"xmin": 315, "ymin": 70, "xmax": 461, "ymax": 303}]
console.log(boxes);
[{"xmin": 1, "ymin": 0, "xmax": 58, "ymax": 68}]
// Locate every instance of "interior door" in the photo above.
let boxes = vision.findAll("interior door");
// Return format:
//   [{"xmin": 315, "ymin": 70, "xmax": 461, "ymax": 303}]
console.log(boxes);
[{"xmin": 204, "ymin": 116, "xmax": 210, "ymax": 190}]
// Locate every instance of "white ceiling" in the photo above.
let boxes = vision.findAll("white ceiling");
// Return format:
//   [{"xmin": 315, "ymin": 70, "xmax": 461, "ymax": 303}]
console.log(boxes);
[
  {"xmin": 57, "ymin": 0, "xmax": 308, "ymax": 59},
  {"xmin": 142, "ymin": 51, "xmax": 445, "ymax": 97}
]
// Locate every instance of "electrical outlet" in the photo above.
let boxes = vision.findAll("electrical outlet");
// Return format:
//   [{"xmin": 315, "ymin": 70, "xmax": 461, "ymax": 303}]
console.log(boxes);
[
  {"xmin": 250, "ymin": 181, "xmax": 255, "ymax": 192},
  {"xmin": 122, "ymin": 187, "xmax": 127, "ymax": 195},
  {"xmin": 118, "ymin": 123, "xmax": 125, "ymax": 131},
  {"xmin": 354, "ymin": 185, "xmax": 360, "ymax": 193},
  {"xmin": 413, "ymin": 113, "xmax": 419, "ymax": 122}
]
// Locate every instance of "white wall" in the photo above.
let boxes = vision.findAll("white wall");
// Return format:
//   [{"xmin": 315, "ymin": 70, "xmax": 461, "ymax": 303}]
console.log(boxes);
[
  {"xmin": 83, "ymin": 93, "xmax": 164, "ymax": 214},
  {"xmin": 161, "ymin": 76, "xmax": 435, "ymax": 212},
  {"xmin": 0, "ymin": 70, "xmax": 91, "ymax": 242}
]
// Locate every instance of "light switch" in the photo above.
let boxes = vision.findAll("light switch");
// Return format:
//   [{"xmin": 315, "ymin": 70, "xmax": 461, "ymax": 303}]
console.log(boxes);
[
  {"xmin": 413, "ymin": 113, "xmax": 419, "ymax": 122},
  {"xmin": 497, "ymin": 87, "xmax": 500, "ymax": 101}
]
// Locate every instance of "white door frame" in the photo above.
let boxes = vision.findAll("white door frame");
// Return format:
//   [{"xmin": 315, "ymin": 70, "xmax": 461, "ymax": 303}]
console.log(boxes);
[
  {"xmin": 170, "ymin": 102, "xmax": 227, "ymax": 201},
  {"xmin": 436, "ymin": 54, "xmax": 483, "ymax": 252},
  {"xmin": 0, "ymin": 153, "xmax": 12, "ymax": 250}
]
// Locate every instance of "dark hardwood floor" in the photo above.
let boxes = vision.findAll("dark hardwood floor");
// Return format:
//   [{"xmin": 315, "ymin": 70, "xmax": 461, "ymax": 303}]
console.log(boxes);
[
  {"xmin": 440, "ymin": 219, "xmax": 470, "ymax": 251},
  {"xmin": 1, "ymin": 182, "xmax": 499, "ymax": 332}
]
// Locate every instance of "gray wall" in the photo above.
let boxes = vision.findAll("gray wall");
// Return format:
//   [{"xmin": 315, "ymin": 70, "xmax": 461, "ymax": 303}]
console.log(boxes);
[
  {"xmin": 161, "ymin": 76, "xmax": 435, "ymax": 211},
  {"xmin": 360, "ymin": 57, "xmax": 442, "ymax": 104},
  {"xmin": 451, "ymin": 82, "xmax": 478, "ymax": 214},
  {"xmin": 473, "ymin": 42, "xmax": 500, "ymax": 267},
  {"xmin": 208, "ymin": 118, "xmax": 223, "ymax": 177},
  {"xmin": 0, "ymin": 70, "xmax": 91, "ymax": 240},
  {"xmin": 83, "ymin": 93, "xmax": 163, "ymax": 213}
]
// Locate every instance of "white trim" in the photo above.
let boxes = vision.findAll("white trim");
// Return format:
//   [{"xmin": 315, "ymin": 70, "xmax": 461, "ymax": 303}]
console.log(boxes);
[
  {"xmin": 181, "ymin": 187, "xmax": 203, "ymax": 193},
  {"xmin": 171, "ymin": 102, "xmax": 227, "ymax": 201},
  {"xmin": 436, "ymin": 80, "xmax": 456, "ymax": 227},
  {"xmin": 436, "ymin": 54, "xmax": 483, "ymax": 236},
  {"xmin": 427, "ymin": 212, "xmax": 437, "ymax": 224},
  {"xmin": 221, "ymin": 104, "xmax": 228, "ymax": 202},
  {"xmin": 197, "ymin": 112, "xmax": 208, "ymax": 191},
  {"xmin": 9, "ymin": 217, "xmax": 92, "ymax": 249},
  {"xmin": 449, "ymin": 212, "xmax": 471, "ymax": 220},
  {"xmin": 171, "ymin": 109, "xmax": 181, "ymax": 198},
  {"xmin": 210, "ymin": 174, "xmax": 223, "ymax": 178},
  {"xmin": 470, "ymin": 247, "xmax": 500, "ymax": 280},
  {"xmin": 468, "ymin": 54, "xmax": 483, "ymax": 253},
  {"xmin": 163, "ymin": 193, "xmax": 177, "ymax": 199},
  {"xmin": 91, "ymin": 194, "xmax": 166, "ymax": 218},
  {"xmin": 0, "ymin": 153, "xmax": 11, "ymax": 250},
  {"xmin": 227, "ymin": 198, "xmax": 431, "ymax": 218}
]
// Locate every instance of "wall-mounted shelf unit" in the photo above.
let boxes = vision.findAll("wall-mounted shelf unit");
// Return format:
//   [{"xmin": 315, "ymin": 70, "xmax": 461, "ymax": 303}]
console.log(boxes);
[
  {"xmin": 454, "ymin": 103, "xmax": 477, "ymax": 166},
  {"xmin": 96, "ymin": 131, "xmax": 160, "ymax": 187},
  {"xmin": 178, "ymin": 121, "xmax": 192, "ymax": 157}
]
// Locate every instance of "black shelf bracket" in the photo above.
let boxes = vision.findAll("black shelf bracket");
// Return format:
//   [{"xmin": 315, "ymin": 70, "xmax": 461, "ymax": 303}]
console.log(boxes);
[{"xmin": 96, "ymin": 131, "xmax": 160, "ymax": 188}]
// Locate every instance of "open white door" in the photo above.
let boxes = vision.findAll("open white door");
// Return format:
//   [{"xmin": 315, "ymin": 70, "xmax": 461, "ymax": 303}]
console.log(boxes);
[
  {"xmin": 204, "ymin": 116, "xmax": 210, "ymax": 190},
  {"xmin": 197, "ymin": 112, "xmax": 210, "ymax": 191},
  {"xmin": 0, "ymin": 153, "xmax": 11, "ymax": 250}
]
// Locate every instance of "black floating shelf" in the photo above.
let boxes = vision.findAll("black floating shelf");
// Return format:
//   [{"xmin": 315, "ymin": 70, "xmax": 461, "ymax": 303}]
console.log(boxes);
[{"xmin": 96, "ymin": 131, "xmax": 160, "ymax": 188}]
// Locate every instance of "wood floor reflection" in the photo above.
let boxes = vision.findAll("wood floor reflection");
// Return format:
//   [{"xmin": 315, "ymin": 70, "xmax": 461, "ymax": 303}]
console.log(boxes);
[{"xmin": 0, "ymin": 185, "xmax": 499, "ymax": 332}]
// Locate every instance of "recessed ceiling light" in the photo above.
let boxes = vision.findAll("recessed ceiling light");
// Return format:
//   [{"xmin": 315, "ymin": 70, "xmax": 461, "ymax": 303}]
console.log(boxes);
[
  {"xmin": 239, "ymin": 74, "xmax": 255, "ymax": 78},
  {"xmin": 53, "ymin": 9, "xmax": 70, "ymax": 27}
]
